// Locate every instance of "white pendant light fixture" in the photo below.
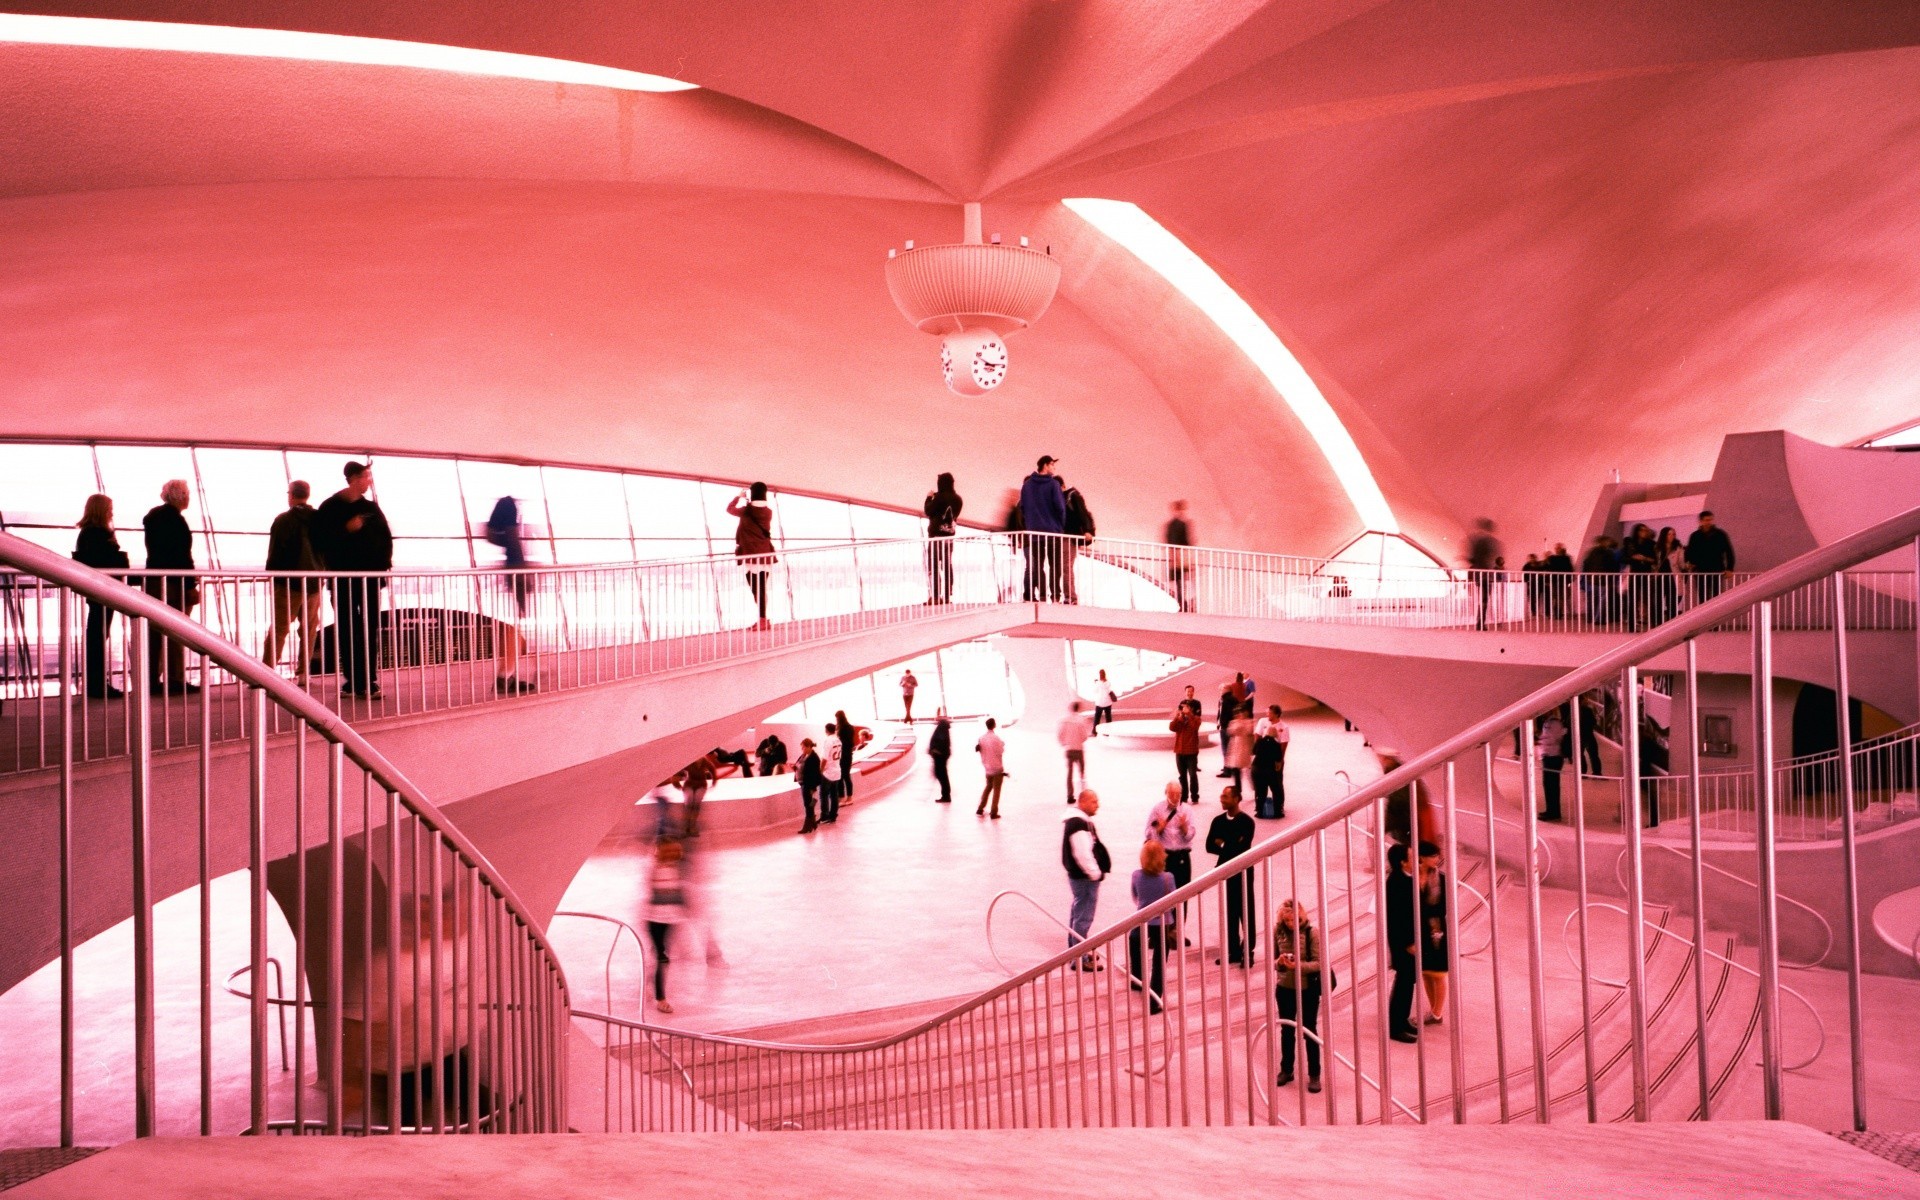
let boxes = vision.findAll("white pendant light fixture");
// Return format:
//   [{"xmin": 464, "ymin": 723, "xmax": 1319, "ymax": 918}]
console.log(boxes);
[{"xmin": 886, "ymin": 203, "xmax": 1060, "ymax": 396}]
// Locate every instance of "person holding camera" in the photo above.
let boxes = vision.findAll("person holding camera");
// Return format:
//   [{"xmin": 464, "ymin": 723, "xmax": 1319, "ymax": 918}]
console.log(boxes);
[{"xmin": 727, "ymin": 482, "xmax": 778, "ymax": 629}]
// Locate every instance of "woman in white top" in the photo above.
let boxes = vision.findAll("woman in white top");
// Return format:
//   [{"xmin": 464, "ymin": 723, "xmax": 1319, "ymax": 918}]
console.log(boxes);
[{"xmin": 821, "ymin": 723, "xmax": 845, "ymax": 824}]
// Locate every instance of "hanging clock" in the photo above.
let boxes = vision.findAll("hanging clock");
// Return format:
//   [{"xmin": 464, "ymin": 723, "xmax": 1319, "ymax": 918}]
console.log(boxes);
[{"xmin": 941, "ymin": 328, "xmax": 1008, "ymax": 397}]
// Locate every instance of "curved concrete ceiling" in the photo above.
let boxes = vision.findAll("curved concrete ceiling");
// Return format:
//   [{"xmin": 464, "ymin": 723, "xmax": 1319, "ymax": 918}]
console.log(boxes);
[{"xmin": 4, "ymin": 2, "xmax": 1920, "ymax": 557}]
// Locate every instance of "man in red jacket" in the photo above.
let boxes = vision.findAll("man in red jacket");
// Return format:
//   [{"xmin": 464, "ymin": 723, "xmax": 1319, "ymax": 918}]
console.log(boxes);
[{"xmin": 1169, "ymin": 698, "xmax": 1203, "ymax": 804}]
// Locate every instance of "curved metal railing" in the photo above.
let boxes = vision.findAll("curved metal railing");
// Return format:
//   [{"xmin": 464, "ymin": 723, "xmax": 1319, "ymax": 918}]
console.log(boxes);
[
  {"xmin": 1612, "ymin": 845, "xmax": 1835, "ymax": 968},
  {"xmin": 0, "ymin": 530, "xmax": 569, "ymax": 1145},
  {"xmin": 568, "ymin": 504, "xmax": 1920, "ymax": 1134},
  {"xmin": 8, "ymin": 529, "xmax": 1909, "ymax": 781},
  {"xmin": 1562, "ymin": 905, "xmax": 1826, "ymax": 1072}
]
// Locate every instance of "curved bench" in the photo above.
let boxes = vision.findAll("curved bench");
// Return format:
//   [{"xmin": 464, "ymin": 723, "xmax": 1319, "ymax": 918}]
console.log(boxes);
[{"xmin": 616, "ymin": 725, "xmax": 922, "ymax": 836}]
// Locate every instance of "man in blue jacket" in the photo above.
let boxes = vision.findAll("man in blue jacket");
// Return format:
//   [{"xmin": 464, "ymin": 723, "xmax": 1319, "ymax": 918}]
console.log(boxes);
[{"xmin": 1019, "ymin": 455, "xmax": 1067, "ymax": 601}]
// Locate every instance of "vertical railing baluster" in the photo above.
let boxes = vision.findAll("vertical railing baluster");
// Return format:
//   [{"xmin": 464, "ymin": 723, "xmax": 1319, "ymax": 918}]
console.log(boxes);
[
  {"xmin": 1519, "ymin": 717, "xmax": 1549, "ymax": 1122},
  {"xmin": 1683, "ymin": 640, "xmax": 1712, "ymax": 1118},
  {"xmin": 326, "ymin": 744, "xmax": 345, "ymax": 1134},
  {"xmin": 1441, "ymin": 761, "xmax": 1465, "ymax": 1123},
  {"xmin": 1620, "ymin": 666, "xmax": 1651, "ymax": 1121},
  {"xmin": 1750, "ymin": 602, "xmax": 1784, "ymax": 1120},
  {"xmin": 57, "ymin": 589, "xmax": 75, "ymax": 1147},
  {"xmin": 1830, "ymin": 574, "xmax": 1867, "ymax": 1132},
  {"xmin": 130, "ymin": 618, "xmax": 157, "ymax": 1138},
  {"xmin": 248, "ymin": 685, "xmax": 270, "ymax": 1135}
]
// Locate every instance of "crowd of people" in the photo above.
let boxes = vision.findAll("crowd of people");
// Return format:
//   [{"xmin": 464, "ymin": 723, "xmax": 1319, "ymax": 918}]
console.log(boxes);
[
  {"xmin": 66, "ymin": 459, "xmax": 547, "ymax": 699},
  {"xmin": 1473, "ymin": 510, "xmax": 1739, "ymax": 632}
]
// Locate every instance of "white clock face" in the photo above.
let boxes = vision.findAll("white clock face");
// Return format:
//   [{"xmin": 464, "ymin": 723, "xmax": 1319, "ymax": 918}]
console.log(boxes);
[
  {"xmin": 940, "ymin": 329, "xmax": 1009, "ymax": 396},
  {"xmin": 971, "ymin": 338, "xmax": 1008, "ymax": 389}
]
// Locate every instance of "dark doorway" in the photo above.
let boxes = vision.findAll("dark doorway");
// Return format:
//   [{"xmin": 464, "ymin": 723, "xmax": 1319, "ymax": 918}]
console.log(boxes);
[{"xmin": 1790, "ymin": 683, "xmax": 1863, "ymax": 759}]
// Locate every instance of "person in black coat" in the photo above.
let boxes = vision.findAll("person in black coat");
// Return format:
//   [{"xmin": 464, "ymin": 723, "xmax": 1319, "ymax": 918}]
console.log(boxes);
[
  {"xmin": 1684, "ymin": 510, "xmax": 1736, "ymax": 604},
  {"xmin": 1206, "ymin": 787, "xmax": 1256, "ymax": 965},
  {"xmin": 72, "ymin": 493, "xmax": 129, "ymax": 697},
  {"xmin": 924, "ymin": 474, "xmax": 962, "ymax": 605},
  {"xmin": 796, "ymin": 739, "xmax": 823, "ymax": 834},
  {"xmin": 311, "ymin": 461, "xmax": 394, "ymax": 698},
  {"xmin": 928, "ymin": 710, "xmax": 953, "ymax": 803},
  {"xmin": 141, "ymin": 479, "xmax": 199, "ymax": 694},
  {"xmin": 1386, "ymin": 841, "xmax": 1440, "ymax": 1041}
]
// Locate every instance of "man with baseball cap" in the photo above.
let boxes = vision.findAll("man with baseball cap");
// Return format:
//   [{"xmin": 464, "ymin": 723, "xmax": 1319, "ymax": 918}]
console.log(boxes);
[{"xmin": 1019, "ymin": 454, "xmax": 1067, "ymax": 600}]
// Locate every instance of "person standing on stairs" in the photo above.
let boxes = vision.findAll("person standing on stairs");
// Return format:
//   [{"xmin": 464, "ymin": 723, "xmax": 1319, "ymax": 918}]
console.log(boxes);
[
  {"xmin": 1272, "ymin": 899, "xmax": 1324, "ymax": 1092},
  {"xmin": 1145, "ymin": 781, "xmax": 1196, "ymax": 939},
  {"xmin": 1059, "ymin": 700, "xmax": 1093, "ymax": 802},
  {"xmin": 645, "ymin": 838, "xmax": 688, "ymax": 1015},
  {"xmin": 1063, "ymin": 789, "xmax": 1110, "ymax": 970},
  {"xmin": 928, "ymin": 709, "xmax": 953, "ymax": 803},
  {"xmin": 976, "ymin": 717, "xmax": 1007, "ymax": 818},
  {"xmin": 1419, "ymin": 846, "xmax": 1450, "ymax": 1026},
  {"xmin": 1387, "ymin": 841, "xmax": 1441, "ymax": 1042},
  {"xmin": 1206, "ymin": 787, "xmax": 1256, "ymax": 966},
  {"xmin": 727, "ymin": 482, "xmax": 777, "ymax": 630},
  {"xmin": 1129, "ymin": 840, "xmax": 1174, "ymax": 1014},
  {"xmin": 1537, "ymin": 709, "xmax": 1568, "ymax": 822}
]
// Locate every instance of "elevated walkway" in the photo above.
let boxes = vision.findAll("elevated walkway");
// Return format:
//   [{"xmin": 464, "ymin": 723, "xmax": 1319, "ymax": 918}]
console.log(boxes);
[{"xmin": 3, "ymin": 536, "xmax": 1914, "ymax": 1001}]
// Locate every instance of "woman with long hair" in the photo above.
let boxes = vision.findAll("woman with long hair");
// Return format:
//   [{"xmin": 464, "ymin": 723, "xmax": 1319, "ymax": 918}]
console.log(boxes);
[
  {"xmin": 726, "ymin": 481, "xmax": 777, "ymax": 630},
  {"xmin": 72, "ymin": 493, "xmax": 129, "ymax": 698},
  {"xmin": 1272, "ymin": 898, "xmax": 1324, "ymax": 1091},
  {"xmin": 1129, "ymin": 840, "xmax": 1174, "ymax": 1014},
  {"xmin": 1655, "ymin": 526, "xmax": 1685, "ymax": 625}
]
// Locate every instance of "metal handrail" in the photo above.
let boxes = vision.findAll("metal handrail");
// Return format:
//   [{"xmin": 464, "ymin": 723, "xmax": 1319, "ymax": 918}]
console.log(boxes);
[
  {"xmin": 224, "ymin": 960, "xmax": 291, "ymax": 1071},
  {"xmin": 0, "ymin": 529, "xmax": 573, "ymax": 1139},
  {"xmin": 551, "ymin": 911, "xmax": 650, "ymax": 1023},
  {"xmin": 1560, "ymin": 905, "xmax": 1825, "ymax": 1071},
  {"xmin": 1611, "ymin": 845, "xmax": 1834, "ymax": 969},
  {"xmin": 568, "ymin": 504, "xmax": 1920, "ymax": 1065},
  {"xmin": 0, "ymin": 530, "xmax": 560, "ymax": 952}
]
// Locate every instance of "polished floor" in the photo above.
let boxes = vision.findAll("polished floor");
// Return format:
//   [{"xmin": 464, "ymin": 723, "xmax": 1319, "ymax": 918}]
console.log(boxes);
[
  {"xmin": 13, "ymin": 1123, "xmax": 1919, "ymax": 1199},
  {"xmin": 550, "ymin": 710, "xmax": 1385, "ymax": 1034}
]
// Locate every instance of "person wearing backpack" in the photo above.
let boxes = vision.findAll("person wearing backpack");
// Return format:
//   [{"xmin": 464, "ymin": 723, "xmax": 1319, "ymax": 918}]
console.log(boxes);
[
  {"xmin": 1091, "ymin": 669, "xmax": 1117, "ymax": 730},
  {"xmin": 924, "ymin": 473, "xmax": 963, "ymax": 604},
  {"xmin": 1062, "ymin": 789, "xmax": 1111, "ymax": 971},
  {"xmin": 1060, "ymin": 478, "xmax": 1095, "ymax": 604}
]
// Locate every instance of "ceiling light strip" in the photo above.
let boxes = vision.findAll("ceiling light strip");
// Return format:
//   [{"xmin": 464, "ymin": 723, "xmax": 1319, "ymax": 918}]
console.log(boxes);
[
  {"xmin": 0, "ymin": 13, "xmax": 697, "ymax": 92},
  {"xmin": 1063, "ymin": 198, "xmax": 1398, "ymax": 533}
]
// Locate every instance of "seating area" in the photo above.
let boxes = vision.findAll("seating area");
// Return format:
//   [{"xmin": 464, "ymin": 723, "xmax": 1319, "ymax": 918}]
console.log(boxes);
[{"xmin": 617, "ymin": 724, "xmax": 922, "ymax": 836}]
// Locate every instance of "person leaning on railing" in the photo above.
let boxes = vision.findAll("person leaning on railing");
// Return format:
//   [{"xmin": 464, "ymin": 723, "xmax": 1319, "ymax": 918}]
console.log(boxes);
[
  {"xmin": 141, "ymin": 478, "xmax": 199, "ymax": 695},
  {"xmin": 312, "ymin": 461, "xmax": 393, "ymax": 700},
  {"xmin": 72, "ymin": 493, "xmax": 129, "ymax": 698},
  {"xmin": 262, "ymin": 480, "xmax": 320, "ymax": 685},
  {"xmin": 727, "ymin": 482, "xmax": 777, "ymax": 630}
]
